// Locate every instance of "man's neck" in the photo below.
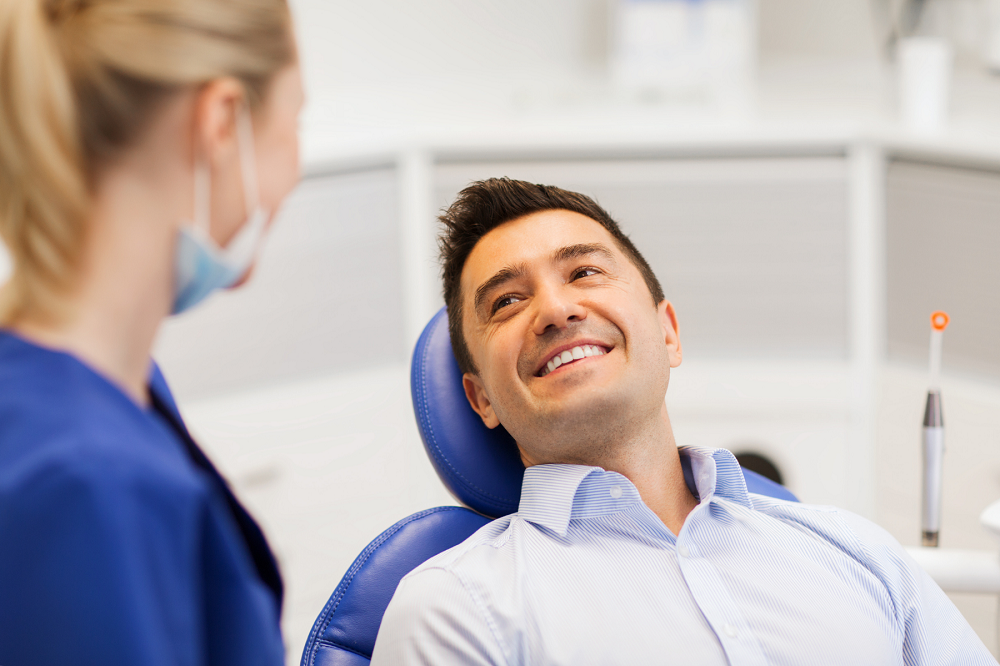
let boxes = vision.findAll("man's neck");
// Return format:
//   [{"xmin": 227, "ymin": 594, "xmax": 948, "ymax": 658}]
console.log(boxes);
[
  {"xmin": 620, "ymin": 451, "xmax": 699, "ymax": 537},
  {"xmin": 524, "ymin": 404, "xmax": 699, "ymax": 536},
  {"xmin": 596, "ymin": 408, "xmax": 697, "ymax": 536}
]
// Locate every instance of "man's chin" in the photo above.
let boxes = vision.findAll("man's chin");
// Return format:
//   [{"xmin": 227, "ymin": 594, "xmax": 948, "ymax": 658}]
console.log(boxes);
[
  {"xmin": 532, "ymin": 390, "xmax": 625, "ymax": 436},
  {"xmin": 530, "ymin": 369, "xmax": 616, "ymax": 405}
]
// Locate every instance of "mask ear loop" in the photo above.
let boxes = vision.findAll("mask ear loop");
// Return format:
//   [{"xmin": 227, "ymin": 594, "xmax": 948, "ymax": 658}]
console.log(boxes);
[
  {"xmin": 235, "ymin": 104, "xmax": 261, "ymax": 217},
  {"xmin": 193, "ymin": 154, "xmax": 211, "ymax": 237}
]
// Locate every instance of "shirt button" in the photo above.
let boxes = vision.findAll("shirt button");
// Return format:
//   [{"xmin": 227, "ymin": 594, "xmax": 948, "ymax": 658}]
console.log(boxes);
[
  {"xmin": 609, "ymin": 485, "xmax": 622, "ymax": 499},
  {"xmin": 678, "ymin": 545, "xmax": 690, "ymax": 558},
  {"xmin": 723, "ymin": 623, "xmax": 737, "ymax": 638}
]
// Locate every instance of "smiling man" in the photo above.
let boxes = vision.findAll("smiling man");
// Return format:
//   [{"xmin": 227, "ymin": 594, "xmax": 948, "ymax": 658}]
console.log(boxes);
[{"xmin": 370, "ymin": 178, "xmax": 994, "ymax": 665}]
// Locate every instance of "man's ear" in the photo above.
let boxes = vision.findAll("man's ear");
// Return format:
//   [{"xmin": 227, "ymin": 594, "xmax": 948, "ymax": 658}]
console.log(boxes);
[
  {"xmin": 657, "ymin": 300, "xmax": 682, "ymax": 368},
  {"xmin": 463, "ymin": 373, "xmax": 501, "ymax": 429}
]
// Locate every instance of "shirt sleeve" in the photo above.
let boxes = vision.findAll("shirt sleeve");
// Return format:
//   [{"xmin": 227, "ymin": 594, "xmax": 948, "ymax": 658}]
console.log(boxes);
[
  {"xmin": 371, "ymin": 567, "xmax": 508, "ymax": 666},
  {"xmin": 0, "ymin": 449, "xmax": 206, "ymax": 666},
  {"xmin": 839, "ymin": 511, "xmax": 998, "ymax": 665}
]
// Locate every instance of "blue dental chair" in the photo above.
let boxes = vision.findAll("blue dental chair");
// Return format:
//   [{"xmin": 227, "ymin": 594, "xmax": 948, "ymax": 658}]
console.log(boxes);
[{"xmin": 300, "ymin": 307, "xmax": 798, "ymax": 666}]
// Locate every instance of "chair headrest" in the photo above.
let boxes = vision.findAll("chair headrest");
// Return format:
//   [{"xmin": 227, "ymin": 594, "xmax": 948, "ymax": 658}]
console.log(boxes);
[{"xmin": 410, "ymin": 308, "xmax": 524, "ymax": 518}]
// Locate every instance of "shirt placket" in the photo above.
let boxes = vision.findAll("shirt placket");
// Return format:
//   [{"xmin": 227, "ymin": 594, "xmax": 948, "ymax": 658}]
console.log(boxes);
[{"xmin": 675, "ymin": 501, "xmax": 770, "ymax": 666}]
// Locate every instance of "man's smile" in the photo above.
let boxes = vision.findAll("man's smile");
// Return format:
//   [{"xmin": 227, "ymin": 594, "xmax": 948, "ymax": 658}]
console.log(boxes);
[{"xmin": 535, "ymin": 342, "xmax": 613, "ymax": 378}]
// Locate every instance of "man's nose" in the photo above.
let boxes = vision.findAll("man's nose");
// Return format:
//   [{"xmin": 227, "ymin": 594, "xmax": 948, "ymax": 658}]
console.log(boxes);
[{"xmin": 531, "ymin": 284, "xmax": 587, "ymax": 336}]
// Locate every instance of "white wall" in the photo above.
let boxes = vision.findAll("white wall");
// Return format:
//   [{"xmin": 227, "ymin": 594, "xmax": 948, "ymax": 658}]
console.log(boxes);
[
  {"xmin": 759, "ymin": 0, "xmax": 881, "ymax": 61},
  {"xmin": 288, "ymin": 0, "xmax": 883, "ymax": 135},
  {"xmin": 289, "ymin": 0, "xmax": 881, "ymax": 92},
  {"xmin": 289, "ymin": 0, "xmax": 609, "ymax": 108}
]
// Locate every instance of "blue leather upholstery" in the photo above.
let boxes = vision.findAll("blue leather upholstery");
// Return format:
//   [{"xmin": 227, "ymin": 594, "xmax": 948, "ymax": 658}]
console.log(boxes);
[
  {"xmin": 302, "ymin": 307, "xmax": 798, "ymax": 665},
  {"xmin": 411, "ymin": 307, "xmax": 523, "ymax": 517}
]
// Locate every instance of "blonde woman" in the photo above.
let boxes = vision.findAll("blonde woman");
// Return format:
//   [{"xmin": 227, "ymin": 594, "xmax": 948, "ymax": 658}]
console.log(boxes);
[{"xmin": 0, "ymin": 1, "xmax": 303, "ymax": 663}]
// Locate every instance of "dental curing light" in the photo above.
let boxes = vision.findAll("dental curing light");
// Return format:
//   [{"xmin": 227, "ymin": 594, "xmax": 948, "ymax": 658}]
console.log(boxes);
[{"xmin": 922, "ymin": 310, "xmax": 950, "ymax": 547}]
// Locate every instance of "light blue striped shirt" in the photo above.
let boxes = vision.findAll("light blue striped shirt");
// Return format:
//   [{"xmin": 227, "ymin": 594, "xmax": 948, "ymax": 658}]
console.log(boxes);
[{"xmin": 372, "ymin": 447, "xmax": 995, "ymax": 665}]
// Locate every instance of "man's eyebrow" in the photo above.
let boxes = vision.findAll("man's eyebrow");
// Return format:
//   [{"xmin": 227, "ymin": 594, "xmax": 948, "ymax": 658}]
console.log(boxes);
[
  {"xmin": 472, "ymin": 244, "xmax": 618, "ymax": 317},
  {"xmin": 553, "ymin": 243, "xmax": 617, "ymax": 264},
  {"xmin": 473, "ymin": 264, "xmax": 526, "ymax": 317}
]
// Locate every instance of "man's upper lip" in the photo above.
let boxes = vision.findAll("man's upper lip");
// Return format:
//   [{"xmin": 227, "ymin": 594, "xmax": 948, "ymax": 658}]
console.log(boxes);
[{"xmin": 535, "ymin": 340, "xmax": 612, "ymax": 376}]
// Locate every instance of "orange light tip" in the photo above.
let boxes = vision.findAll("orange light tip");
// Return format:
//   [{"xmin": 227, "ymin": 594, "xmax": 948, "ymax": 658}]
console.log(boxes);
[{"xmin": 931, "ymin": 311, "xmax": 950, "ymax": 332}]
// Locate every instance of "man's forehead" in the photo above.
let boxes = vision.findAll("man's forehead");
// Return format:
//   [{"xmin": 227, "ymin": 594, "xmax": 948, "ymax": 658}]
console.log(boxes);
[{"xmin": 459, "ymin": 210, "xmax": 619, "ymax": 299}]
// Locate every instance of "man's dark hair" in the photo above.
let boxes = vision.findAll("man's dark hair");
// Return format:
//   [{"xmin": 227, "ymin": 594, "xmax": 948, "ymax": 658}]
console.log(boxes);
[{"xmin": 439, "ymin": 177, "xmax": 665, "ymax": 375}]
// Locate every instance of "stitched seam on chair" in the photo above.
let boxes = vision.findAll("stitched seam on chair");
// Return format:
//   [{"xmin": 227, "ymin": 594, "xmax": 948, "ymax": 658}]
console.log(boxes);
[
  {"xmin": 305, "ymin": 506, "xmax": 465, "ymax": 666},
  {"xmin": 312, "ymin": 639, "xmax": 371, "ymax": 660},
  {"xmin": 417, "ymin": 320, "xmax": 516, "ymax": 512}
]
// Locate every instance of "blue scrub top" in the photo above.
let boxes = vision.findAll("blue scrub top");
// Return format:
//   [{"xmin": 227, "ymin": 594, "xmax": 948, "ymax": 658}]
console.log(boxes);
[{"xmin": 0, "ymin": 331, "xmax": 284, "ymax": 666}]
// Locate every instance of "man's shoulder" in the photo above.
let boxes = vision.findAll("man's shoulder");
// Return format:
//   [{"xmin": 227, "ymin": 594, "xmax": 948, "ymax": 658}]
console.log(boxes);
[
  {"xmin": 744, "ymin": 493, "xmax": 908, "ymax": 575},
  {"xmin": 401, "ymin": 513, "xmax": 522, "ymax": 583},
  {"xmin": 746, "ymin": 492, "xmax": 839, "ymax": 518}
]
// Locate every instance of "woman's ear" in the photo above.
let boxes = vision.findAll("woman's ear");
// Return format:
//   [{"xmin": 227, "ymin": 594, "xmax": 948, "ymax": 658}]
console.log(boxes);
[
  {"xmin": 463, "ymin": 373, "xmax": 501, "ymax": 429},
  {"xmin": 192, "ymin": 77, "xmax": 245, "ymax": 167},
  {"xmin": 658, "ymin": 299, "xmax": 682, "ymax": 368}
]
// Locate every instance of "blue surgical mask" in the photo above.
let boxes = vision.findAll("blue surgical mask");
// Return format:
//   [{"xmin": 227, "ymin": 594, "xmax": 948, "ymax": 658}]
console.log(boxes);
[{"xmin": 172, "ymin": 107, "xmax": 270, "ymax": 315}]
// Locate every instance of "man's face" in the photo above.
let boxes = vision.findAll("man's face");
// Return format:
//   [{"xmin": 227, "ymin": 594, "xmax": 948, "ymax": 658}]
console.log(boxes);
[{"xmin": 460, "ymin": 210, "xmax": 682, "ymax": 466}]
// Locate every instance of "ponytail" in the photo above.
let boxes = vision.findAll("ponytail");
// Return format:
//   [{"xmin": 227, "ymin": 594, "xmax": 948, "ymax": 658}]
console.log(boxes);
[{"xmin": 0, "ymin": 0, "xmax": 88, "ymax": 323}]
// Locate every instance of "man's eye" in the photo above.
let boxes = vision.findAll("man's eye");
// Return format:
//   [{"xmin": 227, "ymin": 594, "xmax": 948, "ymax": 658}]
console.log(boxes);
[
  {"xmin": 572, "ymin": 267, "xmax": 601, "ymax": 280},
  {"xmin": 492, "ymin": 294, "xmax": 521, "ymax": 314}
]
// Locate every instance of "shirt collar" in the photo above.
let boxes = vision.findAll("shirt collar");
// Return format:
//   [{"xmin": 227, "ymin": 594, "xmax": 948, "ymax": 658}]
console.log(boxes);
[
  {"xmin": 517, "ymin": 447, "xmax": 752, "ymax": 536},
  {"xmin": 682, "ymin": 446, "xmax": 753, "ymax": 510}
]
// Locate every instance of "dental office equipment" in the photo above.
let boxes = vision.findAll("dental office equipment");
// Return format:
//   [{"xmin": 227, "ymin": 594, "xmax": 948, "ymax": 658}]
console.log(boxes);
[{"xmin": 923, "ymin": 310, "xmax": 950, "ymax": 547}]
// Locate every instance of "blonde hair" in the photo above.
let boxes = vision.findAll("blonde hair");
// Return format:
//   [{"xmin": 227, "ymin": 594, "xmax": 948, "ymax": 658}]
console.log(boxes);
[{"xmin": 0, "ymin": 0, "xmax": 294, "ymax": 324}]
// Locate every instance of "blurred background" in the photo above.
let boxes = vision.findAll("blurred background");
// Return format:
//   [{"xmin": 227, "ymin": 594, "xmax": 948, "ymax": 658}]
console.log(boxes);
[{"xmin": 10, "ymin": 0, "xmax": 1000, "ymax": 660}]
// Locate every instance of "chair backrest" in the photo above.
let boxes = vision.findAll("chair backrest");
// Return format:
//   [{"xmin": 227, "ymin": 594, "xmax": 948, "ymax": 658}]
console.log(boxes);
[
  {"xmin": 300, "ymin": 506, "xmax": 491, "ymax": 666},
  {"xmin": 301, "ymin": 308, "xmax": 798, "ymax": 665}
]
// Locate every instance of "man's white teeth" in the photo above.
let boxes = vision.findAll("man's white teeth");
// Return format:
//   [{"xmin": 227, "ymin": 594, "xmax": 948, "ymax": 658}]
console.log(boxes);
[{"xmin": 543, "ymin": 345, "xmax": 606, "ymax": 376}]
